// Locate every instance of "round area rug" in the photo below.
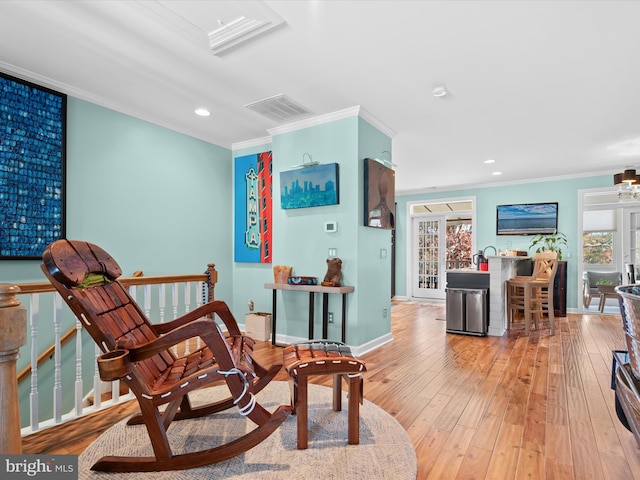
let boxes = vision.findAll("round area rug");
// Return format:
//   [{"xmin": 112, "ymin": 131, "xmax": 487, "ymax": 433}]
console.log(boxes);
[{"xmin": 79, "ymin": 381, "xmax": 416, "ymax": 479}]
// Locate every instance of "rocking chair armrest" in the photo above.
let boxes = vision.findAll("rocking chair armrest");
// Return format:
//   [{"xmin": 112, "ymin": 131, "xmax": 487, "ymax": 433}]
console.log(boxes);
[
  {"xmin": 151, "ymin": 300, "xmax": 242, "ymax": 337},
  {"xmin": 125, "ymin": 319, "xmax": 220, "ymax": 362}
]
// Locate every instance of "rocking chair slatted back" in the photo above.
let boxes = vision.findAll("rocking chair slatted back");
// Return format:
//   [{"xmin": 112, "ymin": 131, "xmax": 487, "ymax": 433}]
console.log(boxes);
[
  {"xmin": 41, "ymin": 239, "xmax": 290, "ymax": 472},
  {"xmin": 43, "ymin": 241, "xmax": 179, "ymax": 391}
]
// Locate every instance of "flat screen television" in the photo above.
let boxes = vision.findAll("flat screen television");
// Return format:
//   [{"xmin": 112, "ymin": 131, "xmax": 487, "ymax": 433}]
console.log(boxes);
[{"xmin": 496, "ymin": 202, "xmax": 558, "ymax": 236}]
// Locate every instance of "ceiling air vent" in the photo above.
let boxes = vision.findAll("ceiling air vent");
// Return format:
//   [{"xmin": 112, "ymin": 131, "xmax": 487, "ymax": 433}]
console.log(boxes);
[{"xmin": 244, "ymin": 94, "xmax": 313, "ymax": 123}]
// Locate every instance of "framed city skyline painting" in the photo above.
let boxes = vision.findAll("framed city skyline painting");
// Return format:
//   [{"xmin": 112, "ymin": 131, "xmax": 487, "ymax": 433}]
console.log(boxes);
[
  {"xmin": 280, "ymin": 163, "xmax": 339, "ymax": 209},
  {"xmin": 0, "ymin": 72, "xmax": 66, "ymax": 259},
  {"xmin": 234, "ymin": 151, "xmax": 272, "ymax": 263}
]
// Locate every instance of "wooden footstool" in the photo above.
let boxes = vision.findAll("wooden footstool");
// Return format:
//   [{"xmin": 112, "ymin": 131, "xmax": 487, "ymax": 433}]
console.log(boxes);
[{"xmin": 283, "ymin": 341, "xmax": 366, "ymax": 449}]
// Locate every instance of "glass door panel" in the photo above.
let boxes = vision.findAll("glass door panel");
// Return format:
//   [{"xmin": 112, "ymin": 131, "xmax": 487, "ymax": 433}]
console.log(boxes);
[{"xmin": 413, "ymin": 217, "xmax": 445, "ymax": 299}]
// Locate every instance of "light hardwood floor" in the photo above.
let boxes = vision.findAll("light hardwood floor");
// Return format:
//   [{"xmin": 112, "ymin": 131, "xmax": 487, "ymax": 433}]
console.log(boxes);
[{"xmin": 23, "ymin": 301, "xmax": 640, "ymax": 479}]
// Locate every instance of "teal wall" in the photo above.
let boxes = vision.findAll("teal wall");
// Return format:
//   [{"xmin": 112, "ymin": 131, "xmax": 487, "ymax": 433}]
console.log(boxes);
[
  {"xmin": 0, "ymin": 98, "xmax": 233, "ymax": 297},
  {"xmin": 6, "ymin": 97, "xmax": 233, "ymax": 426},
  {"xmin": 395, "ymin": 174, "xmax": 611, "ymax": 310},
  {"xmin": 356, "ymin": 118, "xmax": 394, "ymax": 342},
  {"xmin": 232, "ymin": 115, "xmax": 393, "ymax": 346}
]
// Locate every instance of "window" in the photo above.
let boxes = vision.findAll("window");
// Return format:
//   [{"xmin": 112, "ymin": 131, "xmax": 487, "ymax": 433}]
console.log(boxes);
[
  {"xmin": 583, "ymin": 231, "xmax": 614, "ymax": 265},
  {"xmin": 446, "ymin": 220, "xmax": 473, "ymax": 269},
  {"xmin": 583, "ymin": 209, "xmax": 615, "ymax": 265}
]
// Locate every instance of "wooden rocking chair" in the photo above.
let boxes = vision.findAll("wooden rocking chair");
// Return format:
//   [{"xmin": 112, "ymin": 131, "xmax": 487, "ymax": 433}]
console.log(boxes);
[{"xmin": 41, "ymin": 239, "xmax": 291, "ymax": 472}]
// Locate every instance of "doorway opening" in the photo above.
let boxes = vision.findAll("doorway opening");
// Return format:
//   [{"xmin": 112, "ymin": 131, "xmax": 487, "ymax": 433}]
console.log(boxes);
[{"xmin": 408, "ymin": 198, "xmax": 475, "ymax": 300}]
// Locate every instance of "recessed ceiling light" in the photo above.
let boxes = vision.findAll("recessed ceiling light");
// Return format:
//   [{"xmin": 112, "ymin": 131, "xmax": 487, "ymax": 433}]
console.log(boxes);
[
  {"xmin": 484, "ymin": 159, "xmax": 495, "ymax": 164},
  {"xmin": 492, "ymin": 171, "xmax": 502, "ymax": 176},
  {"xmin": 432, "ymin": 86, "xmax": 447, "ymax": 98},
  {"xmin": 195, "ymin": 108, "xmax": 211, "ymax": 117}
]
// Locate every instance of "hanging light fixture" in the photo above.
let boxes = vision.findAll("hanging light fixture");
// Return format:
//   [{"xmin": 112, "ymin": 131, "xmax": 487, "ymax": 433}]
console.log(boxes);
[
  {"xmin": 624, "ymin": 169, "xmax": 637, "ymax": 183},
  {"xmin": 614, "ymin": 168, "xmax": 640, "ymax": 199}
]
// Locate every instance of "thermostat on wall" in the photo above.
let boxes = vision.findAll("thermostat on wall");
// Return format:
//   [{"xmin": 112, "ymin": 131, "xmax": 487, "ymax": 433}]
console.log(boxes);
[{"xmin": 324, "ymin": 221, "xmax": 338, "ymax": 233}]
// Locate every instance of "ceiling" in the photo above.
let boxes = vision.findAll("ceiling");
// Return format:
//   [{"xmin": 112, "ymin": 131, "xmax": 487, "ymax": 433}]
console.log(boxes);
[{"xmin": 2, "ymin": 0, "xmax": 640, "ymax": 194}]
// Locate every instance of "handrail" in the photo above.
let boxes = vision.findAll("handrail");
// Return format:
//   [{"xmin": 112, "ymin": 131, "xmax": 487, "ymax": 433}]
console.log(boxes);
[
  {"xmin": 13, "ymin": 263, "xmax": 218, "ymax": 385},
  {"xmin": 15, "ymin": 267, "xmax": 217, "ymax": 293},
  {"xmin": 17, "ymin": 327, "xmax": 76, "ymax": 385}
]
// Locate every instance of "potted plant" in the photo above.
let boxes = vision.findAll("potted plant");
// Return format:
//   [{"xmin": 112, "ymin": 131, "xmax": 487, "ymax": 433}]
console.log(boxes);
[
  {"xmin": 529, "ymin": 230, "xmax": 568, "ymax": 260},
  {"xmin": 596, "ymin": 277, "xmax": 617, "ymax": 296}
]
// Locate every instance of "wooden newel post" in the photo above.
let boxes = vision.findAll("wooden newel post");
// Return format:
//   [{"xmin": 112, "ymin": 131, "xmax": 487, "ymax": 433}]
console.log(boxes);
[
  {"xmin": 206, "ymin": 263, "xmax": 217, "ymax": 303},
  {"xmin": 0, "ymin": 284, "xmax": 27, "ymax": 454}
]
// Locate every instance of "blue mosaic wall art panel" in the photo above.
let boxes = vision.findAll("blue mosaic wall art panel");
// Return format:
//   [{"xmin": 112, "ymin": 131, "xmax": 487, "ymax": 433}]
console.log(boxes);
[{"xmin": 0, "ymin": 72, "xmax": 66, "ymax": 259}]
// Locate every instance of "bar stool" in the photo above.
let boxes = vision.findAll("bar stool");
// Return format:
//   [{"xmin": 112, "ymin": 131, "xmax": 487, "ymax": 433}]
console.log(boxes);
[
  {"xmin": 283, "ymin": 341, "xmax": 366, "ymax": 449},
  {"xmin": 506, "ymin": 252, "xmax": 558, "ymax": 335}
]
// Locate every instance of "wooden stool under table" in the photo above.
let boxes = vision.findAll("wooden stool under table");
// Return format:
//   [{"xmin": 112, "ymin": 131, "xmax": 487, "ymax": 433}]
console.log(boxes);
[{"xmin": 283, "ymin": 341, "xmax": 366, "ymax": 449}]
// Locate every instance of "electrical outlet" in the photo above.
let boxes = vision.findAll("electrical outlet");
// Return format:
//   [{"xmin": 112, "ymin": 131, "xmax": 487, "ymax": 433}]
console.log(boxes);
[
  {"xmin": 383, "ymin": 308, "xmax": 388, "ymax": 318},
  {"xmin": 328, "ymin": 312, "xmax": 334, "ymax": 323}
]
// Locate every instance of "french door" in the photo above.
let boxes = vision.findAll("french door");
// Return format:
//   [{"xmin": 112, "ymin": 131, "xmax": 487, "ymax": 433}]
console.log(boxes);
[
  {"xmin": 412, "ymin": 216, "xmax": 446, "ymax": 299},
  {"xmin": 623, "ymin": 208, "xmax": 640, "ymax": 270}
]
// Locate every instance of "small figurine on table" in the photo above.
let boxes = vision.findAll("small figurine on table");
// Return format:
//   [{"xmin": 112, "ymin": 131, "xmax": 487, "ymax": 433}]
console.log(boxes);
[{"xmin": 322, "ymin": 257, "xmax": 342, "ymax": 287}]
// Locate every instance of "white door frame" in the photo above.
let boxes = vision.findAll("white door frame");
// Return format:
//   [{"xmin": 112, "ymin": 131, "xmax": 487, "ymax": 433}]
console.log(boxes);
[
  {"xmin": 405, "ymin": 196, "xmax": 476, "ymax": 300},
  {"xmin": 412, "ymin": 216, "xmax": 447, "ymax": 299},
  {"xmin": 578, "ymin": 186, "xmax": 637, "ymax": 312}
]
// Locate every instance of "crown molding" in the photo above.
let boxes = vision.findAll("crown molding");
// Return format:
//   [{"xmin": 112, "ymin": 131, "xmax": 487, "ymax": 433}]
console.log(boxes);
[
  {"xmin": 267, "ymin": 106, "xmax": 360, "ymax": 136},
  {"xmin": 358, "ymin": 107, "xmax": 397, "ymax": 139},
  {"xmin": 232, "ymin": 136, "xmax": 272, "ymax": 151},
  {"xmin": 396, "ymin": 169, "xmax": 611, "ymax": 196},
  {"xmin": 267, "ymin": 105, "xmax": 396, "ymax": 139}
]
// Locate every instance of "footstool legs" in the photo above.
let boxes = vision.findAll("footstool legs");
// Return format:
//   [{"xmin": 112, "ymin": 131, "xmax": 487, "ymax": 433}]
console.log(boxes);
[
  {"xmin": 290, "ymin": 372, "xmax": 362, "ymax": 449},
  {"xmin": 289, "ymin": 374, "xmax": 310, "ymax": 449},
  {"xmin": 283, "ymin": 341, "xmax": 366, "ymax": 450},
  {"xmin": 333, "ymin": 373, "xmax": 362, "ymax": 445}
]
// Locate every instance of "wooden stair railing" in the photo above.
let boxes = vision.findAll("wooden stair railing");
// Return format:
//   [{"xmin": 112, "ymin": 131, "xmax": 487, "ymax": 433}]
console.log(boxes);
[
  {"xmin": 17, "ymin": 326, "xmax": 76, "ymax": 385},
  {"xmin": 14, "ymin": 264, "xmax": 218, "ymax": 385}
]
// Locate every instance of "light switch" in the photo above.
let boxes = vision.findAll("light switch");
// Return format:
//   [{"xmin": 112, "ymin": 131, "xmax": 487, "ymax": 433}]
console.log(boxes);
[
  {"xmin": 324, "ymin": 221, "xmax": 338, "ymax": 233},
  {"xmin": 380, "ymin": 248, "xmax": 387, "ymax": 259}
]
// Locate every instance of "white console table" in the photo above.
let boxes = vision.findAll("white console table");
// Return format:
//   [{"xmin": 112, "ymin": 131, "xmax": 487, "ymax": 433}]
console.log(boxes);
[{"xmin": 487, "ymin": 256, "xmax": 530, "ymax": 336}]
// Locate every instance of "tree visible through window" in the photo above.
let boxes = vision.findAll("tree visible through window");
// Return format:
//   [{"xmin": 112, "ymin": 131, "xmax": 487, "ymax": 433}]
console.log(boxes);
[
  {"xmin": 583, "ymin": 231, "xmax": 613, "ymax": 265},
  {"xmin": 446, "ymin": 221, "xmax": 472, "ymax": 269}
]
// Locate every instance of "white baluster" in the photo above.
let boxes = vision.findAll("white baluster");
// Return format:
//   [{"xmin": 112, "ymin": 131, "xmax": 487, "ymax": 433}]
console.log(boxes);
[
  {"xmin": 183, "ymin": 282, "xmax": 191, "ymax": 354},
  {"xmin": 172, "ymin": 283, "xmax": 179, "ymax": 355},
  {"xmin": 194, "ymin": 281, "xmax": 204, "ymax": 351},
  {"xmin": 159, "ymin": 283, "xmax": 166, "ymax": 324},
  {"xmin": 172, "ymin": 283, "xmax": 179, "ymax": 320},
  {"xmin": 74, "ymin": 316, "xmax": 83, "ymax": 416},
  {"xmin": 127, "ymin": 283, "xmax": 138, "ymax": 384},
  {"xmin": 52, "ymin": 293, "xmax": 62, "ymax": 423},
  {"xmin": 144, "ymin": 284, "xmax": 151, "ymax": 318},
  {"xmin": 197, "ymin": 281, "xmax": 204, "ymax": 311},
  {"xmin": 184, "ymin": 282, "xmax": 191, "ymax": 314},
  {"xmin": 128, "ymin": 285, "xmax": 136, "ymax": 303},
  {"xmin": 93, "ymin": 344, "xmax": 101, "ymax": 410},
  {"xmin": 29, "ymin": 293, "xmax": 39, "ymax": 431},
  {"xmin": 112, "ymin": 378, "xmax": 120, "ymax": 404}
]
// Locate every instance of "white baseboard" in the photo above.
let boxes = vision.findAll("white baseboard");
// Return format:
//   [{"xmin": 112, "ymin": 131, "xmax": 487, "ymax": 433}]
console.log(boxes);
[{"xmin": 271, "ymin": 332, "xmax": 394, "ymax": 357}]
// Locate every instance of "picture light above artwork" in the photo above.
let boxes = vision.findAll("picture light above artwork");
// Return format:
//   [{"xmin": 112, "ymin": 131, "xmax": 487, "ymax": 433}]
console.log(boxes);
[{"xmin": 290, "ymin": 152, "xmax": 319, "ymax": 169}]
